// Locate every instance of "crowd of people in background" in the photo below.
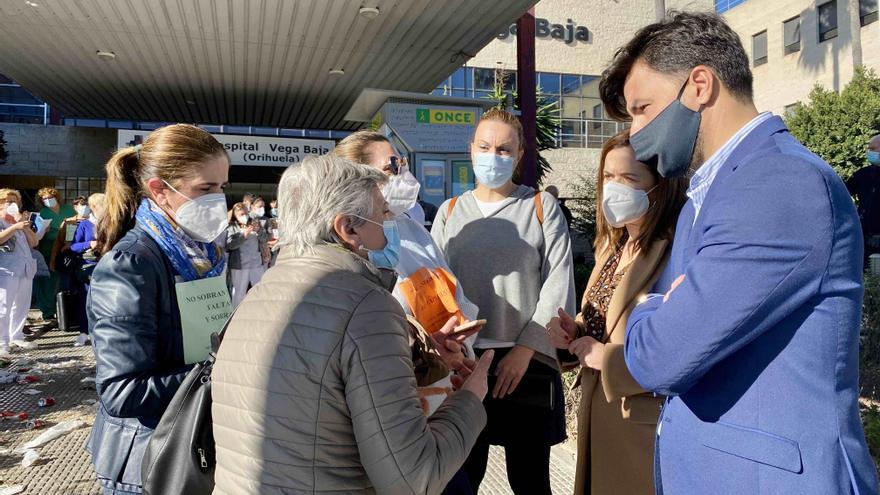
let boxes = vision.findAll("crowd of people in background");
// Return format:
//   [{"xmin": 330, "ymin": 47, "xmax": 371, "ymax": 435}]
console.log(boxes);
[{"xmin": 3, "ymin": 10, "xmax": 880, "ymax": 495}]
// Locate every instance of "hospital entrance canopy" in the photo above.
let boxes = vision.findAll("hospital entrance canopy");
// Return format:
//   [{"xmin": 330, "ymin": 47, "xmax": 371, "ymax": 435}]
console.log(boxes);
[{"xmin": 0, "ymin": 0, "xmax": 536, "ymax": 130}]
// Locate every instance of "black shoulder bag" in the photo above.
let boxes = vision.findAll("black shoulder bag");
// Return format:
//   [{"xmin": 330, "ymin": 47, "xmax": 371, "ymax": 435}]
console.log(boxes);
[{"xmin": 141, "ymin": 312, "xmax": 234, "ymax": 495}]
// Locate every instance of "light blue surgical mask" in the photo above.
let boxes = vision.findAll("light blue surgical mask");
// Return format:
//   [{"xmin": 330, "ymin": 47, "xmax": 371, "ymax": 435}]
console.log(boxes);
[
  {"xmin": 353, "ymin": 215, "xmax": 400, "ymax": 269},
  {"xmin": 473, "ymin": 152, "xmax": 515, "ymax": 189},
  {"xmin": 868, "ymin": 151, "xmax": 880, "ymax": 165}
]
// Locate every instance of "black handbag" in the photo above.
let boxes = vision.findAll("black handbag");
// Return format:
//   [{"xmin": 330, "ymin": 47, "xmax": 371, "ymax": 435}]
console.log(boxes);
[
  {"xmin": 57, "ymin": 249, "xmax": 83, "ymax": 274},
  {"xmin": 141, "ymin": 313, "xmax": 234, "ymax": 495},
  {"xmin": 56, "ymin": 290, "xmax": 81, "ymax": 332}
]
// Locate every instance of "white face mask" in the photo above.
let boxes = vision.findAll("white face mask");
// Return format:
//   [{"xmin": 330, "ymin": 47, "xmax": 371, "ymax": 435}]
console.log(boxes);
[
  {"xmin": 602, "ymin": 181, "xmax": 657, "ymax": 228},
  {"xmin": 236, "ymin": 215, "xmax": 249, "ymax": 225},
  {"xmin": 6, "ymin": 203, "xmax": 19, "ymax": 217},
  {"xmin": 382, "ymin": 167, "xmax": 421, "ymax": 217},
  {"xmin": 251, "ymin": 207, "xmax": 265, "ymax": 218},
  {"xmin": 43, "ymin": 198, "xmax": 57, "ymax": 208},
  {"xmin": 76, "ymin": 205, "xmax": 91, "ymax": 217},
  {"xmin": 162, "ymin": 180, "xmax": 229, "ymax": 242}
]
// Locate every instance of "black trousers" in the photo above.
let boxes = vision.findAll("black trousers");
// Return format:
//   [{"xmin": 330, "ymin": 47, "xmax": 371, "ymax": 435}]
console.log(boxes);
[
  {"xmin": 444, "ymin": 348, "xmax": 564, "ymax": 495},
  {"xmin": 463, "ymin": 431, "xmax": 553, "ymax": 495}
]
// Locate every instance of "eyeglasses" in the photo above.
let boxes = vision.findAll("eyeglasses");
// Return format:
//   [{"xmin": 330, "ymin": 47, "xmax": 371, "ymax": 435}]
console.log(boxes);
[{"xmin": 386, "ymin": 156, "xmax": 408, "ymax": 175}]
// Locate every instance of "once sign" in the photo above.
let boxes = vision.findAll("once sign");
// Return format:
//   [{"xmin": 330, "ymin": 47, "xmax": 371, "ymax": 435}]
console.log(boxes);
[{"xmin": 416, "ymin": 108, "xmax": 476, "ymax": 125}]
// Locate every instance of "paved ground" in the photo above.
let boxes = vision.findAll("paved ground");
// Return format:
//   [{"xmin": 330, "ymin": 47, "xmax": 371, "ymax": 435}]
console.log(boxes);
[
  {"xmin": 0, "ymin": 322, "xmax": 576, "ymax": 495},
  {"xmin": 0, "ymin": 321, "xmax": 100, "ymax": 495}
]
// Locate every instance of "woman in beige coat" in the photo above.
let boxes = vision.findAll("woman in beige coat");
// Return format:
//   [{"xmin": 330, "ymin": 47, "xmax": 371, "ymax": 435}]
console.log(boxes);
[{"xmin": 548, "ymin": 130, "xmax": 686, "ymax": 494}]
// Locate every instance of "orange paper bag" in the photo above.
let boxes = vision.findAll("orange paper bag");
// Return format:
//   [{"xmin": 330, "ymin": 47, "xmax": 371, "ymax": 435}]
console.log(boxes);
[{"xmin": 399, "ymin": 267, "xmax": 466, "ymax": 334}]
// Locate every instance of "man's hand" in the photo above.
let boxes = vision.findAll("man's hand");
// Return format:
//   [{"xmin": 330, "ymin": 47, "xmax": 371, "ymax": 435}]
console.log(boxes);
[
  {"xmin": 664, "ymin": 275, "xmax": 686, "ymax": 302},
  {"xmin": 568, "ymin": 336, "xmax": 606, "ymax": 371},
  {"xmin": 547, "ymin": 307, "xmax": 578, "ymax": 349},
  {"xmin": 492, "ymin": 345, "xmax": 534, "ymax": 398}
]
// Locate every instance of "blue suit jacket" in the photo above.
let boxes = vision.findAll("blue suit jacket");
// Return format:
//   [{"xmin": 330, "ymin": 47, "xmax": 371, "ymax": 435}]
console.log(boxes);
[{"xmin": 625, "ymin": 116, "xmax": 879, "ymax": 494}]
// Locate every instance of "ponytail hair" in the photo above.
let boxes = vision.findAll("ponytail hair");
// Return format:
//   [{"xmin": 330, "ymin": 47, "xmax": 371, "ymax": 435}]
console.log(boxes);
[
  {"xmin": 332, "ymin": 130, "xmax": 390, "ymax": 165},
  {"xmin": 97, "ymin": 124, "xmax": 228, "ymax": 252},
  {"xmin": 476, "ymin": 108, "xmax": 525, "ymax": 152}
]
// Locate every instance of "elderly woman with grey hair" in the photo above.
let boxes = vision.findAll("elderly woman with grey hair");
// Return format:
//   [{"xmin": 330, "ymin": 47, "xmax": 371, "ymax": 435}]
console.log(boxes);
[{"xmin": 211, "ymin": 154, "xmax": 493, "ymax": 495}]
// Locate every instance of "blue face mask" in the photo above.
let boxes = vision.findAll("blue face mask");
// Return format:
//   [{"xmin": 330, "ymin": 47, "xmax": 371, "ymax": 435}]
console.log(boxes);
[
  {"xmin": 270, "ymin": 208, "xmax": 278, "ymax": 217},
  {"xmin": 868, "ymin": 151, "xmax": 880, "ymax": 165},
  {"xmin": 630, "ymin": 80, "xmax": 703, "ymax": 178},
  {"xmin": 473, "ymin": 152, "xmax": 515, "ymax": 189},
  {"xmin": 354, "ymin": 216, "xmax": 400, "ymax": 269}
]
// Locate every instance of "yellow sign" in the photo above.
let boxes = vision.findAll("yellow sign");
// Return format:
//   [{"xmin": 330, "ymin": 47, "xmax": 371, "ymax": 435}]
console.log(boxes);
[
  {"xmin": 370, "ymin": 111, "xmax": 383, "ymax": 130},
  {"xmin": 416, "ymin": 108, "xmax": 476, "ymax": 125}
]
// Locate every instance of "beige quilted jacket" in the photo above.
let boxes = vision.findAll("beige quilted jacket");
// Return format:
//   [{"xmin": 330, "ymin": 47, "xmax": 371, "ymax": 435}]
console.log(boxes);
[{"xmin": 211, "ymin": 244, "xmax": 486, "ymax": 494}]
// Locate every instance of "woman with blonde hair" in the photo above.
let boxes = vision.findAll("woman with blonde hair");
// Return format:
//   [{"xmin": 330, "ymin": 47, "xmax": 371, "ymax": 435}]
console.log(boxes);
[
  {"xmin": 547, "ymin": 129, "xmax": 686, "ymax": 494},
  {"xmin": 86, "ymin": 124, "xmax": 230, "ymax": 494},
  {"xmin": 68, "ymin": 192, "xmax": 106, "ymax": 347},
  {"xmin": 0, "ymin": 188, "xmax": 39, "ymax": 356},
  {"xmin": 334, "ymin": 130, "xmax": 482, "ymax": 402},
  {"xmin": 432, "ymin": 108, "xmax": 576, "ymax": 494}
]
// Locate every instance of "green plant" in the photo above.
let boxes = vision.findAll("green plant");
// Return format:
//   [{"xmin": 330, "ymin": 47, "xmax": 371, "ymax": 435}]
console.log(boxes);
[
  {"xmin": 787, "ymin": 66, "xmax": 880, "ymax": 181},
  {"xmin": 484, "ymin": 69, "xmax": 560, "ymax": 186},
  {"xmin": 862, "ymin": 402, "xmax": 880, "ymax": 465},
  {"xmin": 862, "ymin": 273, "xmax": 880, "ymax": 370},
  {"xmin": 0, "ymin": 130, "xmax": 7, "ymax": 165},
  {"xmin": 566, "ymin": 173, "xmax": 598, "ymax": 241}
]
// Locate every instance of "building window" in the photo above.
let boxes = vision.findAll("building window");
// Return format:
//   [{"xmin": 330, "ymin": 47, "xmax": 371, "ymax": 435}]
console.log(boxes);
[
  {"xmin": 783, "ymin": 17, "xmax": 801, "ymax": 55},
  {"xmin": 784, "ymin": 103, "xmax": 799, "ymax": 117},
  {"xmin": 819, "ymin": 1, "xmax": 838, "ymax": 42},
  {"xmin": 432, "ymin": 70, "xmax": 625, "ymax": 149},
  {"xmin": 715, "ymin": 0, "xmax": 747, "ymax": 14},
  {"xmin": 752, "ymin": 31, "xmax": 768, "ymax": 66},
  {"xmin": 861, "ymin": 0, "xmax": 879, "ymax": 26}
]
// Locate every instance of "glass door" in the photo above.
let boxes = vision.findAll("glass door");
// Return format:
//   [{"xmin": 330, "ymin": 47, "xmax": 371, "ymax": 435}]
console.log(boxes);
[
  {"xmin": 415, "ymin": 154, "xmax": 448, "ymax": 208},
  {"xmin": 414, "ymin": 154, "xmax": 474, "ymax": 207}
]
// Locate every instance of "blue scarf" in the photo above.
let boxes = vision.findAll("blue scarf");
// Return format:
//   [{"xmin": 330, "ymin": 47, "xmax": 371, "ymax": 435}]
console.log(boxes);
[{"xmin": 135, "ymin": 199, "xmax": 226, "ymax": 282}]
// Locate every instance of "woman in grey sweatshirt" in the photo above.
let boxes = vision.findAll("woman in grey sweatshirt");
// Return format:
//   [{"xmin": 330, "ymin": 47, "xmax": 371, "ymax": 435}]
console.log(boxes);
[{"xmin": 431, "ymin": 108, "xmax": 576, "ymax": 495}]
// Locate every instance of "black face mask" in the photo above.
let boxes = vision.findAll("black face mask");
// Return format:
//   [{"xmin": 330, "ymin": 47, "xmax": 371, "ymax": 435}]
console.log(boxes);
[{"xmin": 629, "ymin": 80, "xmax": 703, "ymax": 178}]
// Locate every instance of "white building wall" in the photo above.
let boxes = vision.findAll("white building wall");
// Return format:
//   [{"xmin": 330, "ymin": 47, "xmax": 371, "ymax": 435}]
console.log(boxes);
[
  {"xmin": 467, "ymin": 0, "xmax": 712, "ymax": 196},
  {"xmin": 721, "ymin": 0, "xmax": 873, "ymax": 115}
]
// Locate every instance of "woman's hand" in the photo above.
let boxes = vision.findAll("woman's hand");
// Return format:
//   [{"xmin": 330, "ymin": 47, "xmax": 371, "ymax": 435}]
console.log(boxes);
[
  {"xmin": 89, "ymin": 240, "xmax": 98, "ymax": 249},
  {"xmin": 569, "ymin": 337, "xmax": 606, "ymax": 371},
  {"xmin": 460, "ymin": 350, "xmax": 494, "ymax": 401},
  {"xmin": 428, "ymin": 316, "xmax": 480, "ymax": 377},
  {"xmin": 547, "ymin": 307, "xmax": 578, "ymax": 349},
  {"xmin": 492, "ymin": 345, "xmax": 534, "ymax": 398}
]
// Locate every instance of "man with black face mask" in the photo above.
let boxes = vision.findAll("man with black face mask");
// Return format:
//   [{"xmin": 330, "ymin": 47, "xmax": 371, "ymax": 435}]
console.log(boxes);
[{"xmin": 599, "ymin": 12, "xmax": 877, "ymax": 495}]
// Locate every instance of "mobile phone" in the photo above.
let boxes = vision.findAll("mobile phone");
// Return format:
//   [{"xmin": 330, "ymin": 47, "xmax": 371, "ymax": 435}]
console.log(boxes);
[
  {"xmin": 28, "ymin": 213, "xmax": 40, "ymax": 233},
  {"xmin": 452, "ymin": 319, "xmax": 486, "ymax": 334}
]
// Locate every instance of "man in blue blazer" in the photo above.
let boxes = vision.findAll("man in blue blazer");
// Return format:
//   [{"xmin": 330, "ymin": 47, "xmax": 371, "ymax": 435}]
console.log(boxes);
[{"xmin": 598, "ymin": 12, "xmax": 878, "ymax": 494}]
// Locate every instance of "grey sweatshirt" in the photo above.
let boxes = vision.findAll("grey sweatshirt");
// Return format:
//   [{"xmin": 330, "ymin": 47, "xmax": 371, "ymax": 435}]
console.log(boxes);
[{"xmin": 431, "ymin": 185, "xmax": 576, "ymax": 368}]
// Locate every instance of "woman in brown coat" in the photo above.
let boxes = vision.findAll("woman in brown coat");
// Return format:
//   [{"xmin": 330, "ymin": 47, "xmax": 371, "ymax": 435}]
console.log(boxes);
[{"xmin": 547, "ymin": 129, "xmax": 686, "ymax": 494}]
